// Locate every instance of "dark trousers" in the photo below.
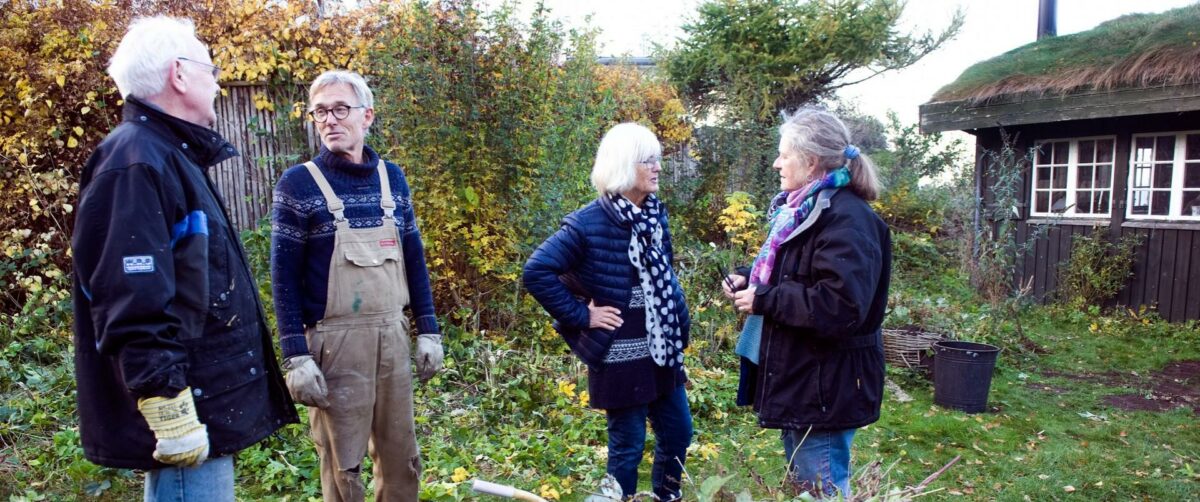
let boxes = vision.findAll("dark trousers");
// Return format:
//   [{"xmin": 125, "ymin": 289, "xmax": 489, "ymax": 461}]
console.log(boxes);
[{"xmin": 604, "ymin": 384, "xmax": 693, "ymax": 500}]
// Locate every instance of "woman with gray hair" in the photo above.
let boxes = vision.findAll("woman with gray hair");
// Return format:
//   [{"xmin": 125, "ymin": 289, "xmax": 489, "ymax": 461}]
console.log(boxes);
[
  {"xmin": 523, "ymin": 123, "xmax": 693, "ymax": 500},
  {"xmin": 721, "ymin": 108, "xmax": 891, "ymax": 498}
]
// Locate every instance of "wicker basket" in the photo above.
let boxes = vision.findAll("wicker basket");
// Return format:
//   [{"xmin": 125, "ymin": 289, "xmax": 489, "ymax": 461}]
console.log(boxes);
[{"xmin": 882, "ymin": 329, "xmax": 946, "ymax": 370}]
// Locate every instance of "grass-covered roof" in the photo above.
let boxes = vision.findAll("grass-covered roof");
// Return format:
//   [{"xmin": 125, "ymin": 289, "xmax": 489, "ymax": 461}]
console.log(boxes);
[{"xmin": 931, "ymin": 4, "xmax": 1200, "ymax": 103}]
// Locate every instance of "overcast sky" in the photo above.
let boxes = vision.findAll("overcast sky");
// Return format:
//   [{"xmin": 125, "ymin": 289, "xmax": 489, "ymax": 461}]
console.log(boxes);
[{"xmin": 484, "ymin": 0, "xmax": 1198, "ymax": 125}]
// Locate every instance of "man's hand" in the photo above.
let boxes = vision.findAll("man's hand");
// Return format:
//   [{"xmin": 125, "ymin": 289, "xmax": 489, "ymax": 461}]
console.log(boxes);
[
  {"xmin": 415, "ymin": 334, "xmax": 444, "ymax": 381},
  {"xmin": 733, "ymin": 286, "xmax": 758, "ymax": 314},
  {"xmin": 137, "ymin": 387, "xmax": 210, "ymax": 467},
  {"xmin": 588, "ymin": 300, "xmax": 623, "ymax": 330},
  {"xmin": 284, "ymin": 355, "xmax": 330, "ymax": 408}
]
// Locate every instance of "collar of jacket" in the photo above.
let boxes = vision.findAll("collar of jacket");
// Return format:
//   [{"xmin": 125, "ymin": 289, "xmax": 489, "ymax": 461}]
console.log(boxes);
[
  {"xmin": 597, "ymin": 194, "xmax": 631, "ymax": 229},
  {"xmin": 121, "ymin": 96, "xmax": 239, "ymax": 168},
  {"xmin": 781, "ymin": 187, "xmax": 841, "ymax": 245}
]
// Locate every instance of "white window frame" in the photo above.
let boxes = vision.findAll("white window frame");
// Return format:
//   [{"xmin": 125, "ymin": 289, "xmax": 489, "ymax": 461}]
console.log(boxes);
[
  {"xmin": 1126, "ymin": 130, "xmax": 1200, "ymax": 221},
  {"xmin": 1029, "ymin": 136, "xmax": 1117, "ymax": 218}
]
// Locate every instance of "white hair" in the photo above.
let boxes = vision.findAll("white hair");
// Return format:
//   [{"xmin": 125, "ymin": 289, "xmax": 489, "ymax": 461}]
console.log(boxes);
[
  {"xmin": 591, "ymin": 123, "xmax": 662, "ymax": 195},
  {"xmin": 780, "ymin": 108, "xmax": 882, "ymax": 201},
  {"xmin": 309, "ymin": 70, "xmax": 374, "ymax": 109},
  {"xmin": 107, "ymin": 16, "xmax": 207, "ymax": 99}
]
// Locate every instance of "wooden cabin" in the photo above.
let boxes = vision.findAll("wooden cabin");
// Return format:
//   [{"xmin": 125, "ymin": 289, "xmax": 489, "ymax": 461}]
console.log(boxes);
[{"xmin": 919, "ymin": 5, "xmax": 1200, "ymax": 321}]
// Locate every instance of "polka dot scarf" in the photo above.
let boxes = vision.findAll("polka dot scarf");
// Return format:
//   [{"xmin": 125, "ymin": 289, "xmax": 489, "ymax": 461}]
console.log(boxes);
[{"xmin": 608, "ymin": 193, "xmax": 683, "ymax": 367}]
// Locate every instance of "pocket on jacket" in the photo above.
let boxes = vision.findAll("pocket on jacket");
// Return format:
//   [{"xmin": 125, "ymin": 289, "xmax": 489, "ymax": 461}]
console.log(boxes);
[
  {"xmin": 205, "ymin": 227, "xmax": 234, "ymax": 312},
  {"xmin": 184, "ymin": 325, "xmax": 267, "ymax": 403}
]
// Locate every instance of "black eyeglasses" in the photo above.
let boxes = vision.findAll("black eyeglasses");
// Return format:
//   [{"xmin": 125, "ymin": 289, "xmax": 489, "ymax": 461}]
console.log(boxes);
[
  {"xmin": 177, "ymin": 57, "xmax": 220, "ymax": 79},
  {"xmin": 308, "ymin": 105, "xmax": 367, "ymax": 122}
]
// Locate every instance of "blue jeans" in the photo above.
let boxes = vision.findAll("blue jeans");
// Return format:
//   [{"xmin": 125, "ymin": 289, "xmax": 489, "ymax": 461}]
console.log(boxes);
[
  {"xmin": 781, "ymin": 427, "xmax": 856, "ymax": 498},
  {"xmin": 605, "ymin": 384, "xmax": 693, "ymax": 501},
  {"xmin": 144, "ymin": 455, "xmax": 234, "ymax": 502}
]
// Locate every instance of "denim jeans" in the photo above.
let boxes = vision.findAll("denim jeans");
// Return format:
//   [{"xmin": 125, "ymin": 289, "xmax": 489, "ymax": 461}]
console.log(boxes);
[
  {"xmin": 605, "ymin": 384, "xmax": 693, "ymax": 501},
  {"xmin": 781, "ymin": 427, "xmax": 856, "ymax": 499},
  {"xmin": 144, "ymin": 455, "xmax": 235, "ymax": 502}
]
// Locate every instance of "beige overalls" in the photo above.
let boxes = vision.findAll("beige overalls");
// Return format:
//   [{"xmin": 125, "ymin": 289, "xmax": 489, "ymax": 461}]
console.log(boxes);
[{"xmin": 303, "ymin": 160, "xmax": 420, "ymax": 502}]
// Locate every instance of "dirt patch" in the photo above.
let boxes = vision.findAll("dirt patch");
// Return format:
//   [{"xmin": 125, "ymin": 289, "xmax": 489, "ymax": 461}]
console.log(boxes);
[
  {"xmin": 1101, "ymin": 360, "xmax": 1200, "ymax": 414},
  {"xmin": 1039, "ymin": 360, "xmax": 1200, "ymax": 414}
]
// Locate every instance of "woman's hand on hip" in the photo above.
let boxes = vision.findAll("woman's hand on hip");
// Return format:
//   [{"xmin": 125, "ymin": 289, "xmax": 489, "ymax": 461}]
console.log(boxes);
[
  {"xmin": 733, "ymin": 286, "xmax": 757, "ymax": 314},
  {"xmin": 588, "ymin": 300, "xmax": 624, "ymax": 330},
  {"xmin": 721, "ymin": 274, "xmax": 748, "ymax": 300}
]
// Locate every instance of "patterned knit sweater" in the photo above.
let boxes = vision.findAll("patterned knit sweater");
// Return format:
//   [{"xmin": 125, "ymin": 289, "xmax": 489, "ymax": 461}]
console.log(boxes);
[{"xmin": 270, "ymin": 145, "xmax": 439, "ymax": 358}]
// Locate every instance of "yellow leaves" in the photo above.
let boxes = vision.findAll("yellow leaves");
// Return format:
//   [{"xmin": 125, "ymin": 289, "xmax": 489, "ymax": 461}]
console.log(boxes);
[
  {"xmin": 538, "ymin": 484, "xmax": 560, "ymax": 501},
  {"xmin": 72, "ymin": 126, "xmax": 83, "ymax": 137},
  {"xmin": 556, "ymin": 380, "xmax": 576, "ymax": 398},
  {"xmin": 689, "ymin": 442, "xmax": 721, "ymax": 461},
  {"xmin": 578, "ymin": 390, "xmax": 590, "ymax": 408},
  {"xmin": 66, "ymin": 136, "xmax": 78, "ymax": 148},
  {"xmin": 450, "ymin": 467, "xmax": 469, "ymax": 483},
  {"xmin": 55, "ymin": 75, "xmax": 65, "ymax": 88},
  {"xmin": 252, "ymin": 93, "xmax": 275, "ymax": 112},
  {"xmin": 718, "ymin": 191, "xmax": 765, "ymax": 252}
]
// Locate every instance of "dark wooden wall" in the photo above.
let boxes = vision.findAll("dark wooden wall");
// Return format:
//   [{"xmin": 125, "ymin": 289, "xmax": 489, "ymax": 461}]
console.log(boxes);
[{"xmin": 973, "ymin": 111, "xmax": 1200, "ymax": 322}]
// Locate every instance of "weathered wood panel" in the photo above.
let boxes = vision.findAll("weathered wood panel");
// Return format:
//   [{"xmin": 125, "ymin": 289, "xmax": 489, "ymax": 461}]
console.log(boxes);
[
  {"xmin": 208, "ymin": 83, "xmax": 318, "ymax": 231},
  {"xmin": 1187, "ymin": 236, "xmax": 1200, "ymax": 320},
  {"xmin": 1170, "ymin": 231, "xmax": 1192, "ymax": 322},
  {"xmin": 1158, "ymin": 230, "xmax": 1178, "ymax": 317},
  {"xmin": 1144, "ymin": 229, "xmax": 1163, "ymax": 312}
]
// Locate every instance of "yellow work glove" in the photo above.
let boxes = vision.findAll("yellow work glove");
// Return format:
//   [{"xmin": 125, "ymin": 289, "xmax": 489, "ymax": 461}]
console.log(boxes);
[
  {"xmin": 415, "ymin": 334, "xmax": 444, "ymax": 381},
  {"xmin": 283, "ymin": 355, "xmax": 330, "ymax": 408},
  {"xmin": 137, "ymin": 387, "xmax": 210, "ymax": 468}
]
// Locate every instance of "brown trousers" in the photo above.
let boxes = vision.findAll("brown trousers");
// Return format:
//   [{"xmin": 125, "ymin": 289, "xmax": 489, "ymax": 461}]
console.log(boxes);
[{"xmin": 304, "ymin": 160, "xmax": 419, "ymax": 502}]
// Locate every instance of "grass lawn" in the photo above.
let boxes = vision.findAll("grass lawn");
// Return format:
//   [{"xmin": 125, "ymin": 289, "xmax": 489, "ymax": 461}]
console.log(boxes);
[{"xmin": 676, "ymin": 307, "xmax": 1200, "ymax": 501}]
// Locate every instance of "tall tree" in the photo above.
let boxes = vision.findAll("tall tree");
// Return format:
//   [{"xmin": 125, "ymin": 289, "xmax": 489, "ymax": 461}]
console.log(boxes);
[{"xmin": 664, "ymin": 0, "xmax": 962, "ymax": 121}]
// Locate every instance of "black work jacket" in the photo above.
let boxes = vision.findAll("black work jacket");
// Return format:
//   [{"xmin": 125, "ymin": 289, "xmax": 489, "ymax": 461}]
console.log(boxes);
[
  {"xmin": 71, "ymin": 97, "xmax": 298, "ymax": 469},
  {"xmin": 743, "ymin": 188, "xmax": 892, "ymax": 430}
]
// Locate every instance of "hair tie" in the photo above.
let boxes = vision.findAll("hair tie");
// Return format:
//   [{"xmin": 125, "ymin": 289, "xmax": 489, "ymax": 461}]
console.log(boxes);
[{"xmin": 843, "ymin": 144, "xmax": 860, "ymax": 160}]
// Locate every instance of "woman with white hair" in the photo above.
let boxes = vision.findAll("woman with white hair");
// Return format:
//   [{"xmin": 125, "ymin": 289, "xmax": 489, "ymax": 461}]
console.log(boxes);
[
  {"xmin": 722, "ymin": 108, "xmax": 892, "ymax": 498},
  {"xmin": 523, "ymin": 123, "xmax": 693, "ymax": 500}
]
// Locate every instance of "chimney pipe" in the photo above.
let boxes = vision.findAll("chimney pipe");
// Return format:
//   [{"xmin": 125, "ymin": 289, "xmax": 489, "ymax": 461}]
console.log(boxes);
[{"xmin": 1038, "ymin": 0, "xmax": 1057, "ymax": 40}]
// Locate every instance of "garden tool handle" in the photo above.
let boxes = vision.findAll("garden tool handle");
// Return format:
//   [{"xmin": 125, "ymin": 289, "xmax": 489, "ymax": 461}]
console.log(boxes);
[{"xmin": 471, "ymin": 480, "xmax": 548, "ymax": 502}]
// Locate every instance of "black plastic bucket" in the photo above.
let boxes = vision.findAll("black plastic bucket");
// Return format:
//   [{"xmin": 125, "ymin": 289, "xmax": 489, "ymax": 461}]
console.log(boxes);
[{"xmin": 932, "ymin": 340, "xmax": 1000, "ymax": 413}]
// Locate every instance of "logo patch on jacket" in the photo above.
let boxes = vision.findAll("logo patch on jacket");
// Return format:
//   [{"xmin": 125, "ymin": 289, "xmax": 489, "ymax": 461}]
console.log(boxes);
[
  {"xmin": 379, "ymin": 238, "xmax": 397, "ymax": 248},
  {"xmin": 122, "ymin": 255, "xmax": 155, "ymax": 274}
]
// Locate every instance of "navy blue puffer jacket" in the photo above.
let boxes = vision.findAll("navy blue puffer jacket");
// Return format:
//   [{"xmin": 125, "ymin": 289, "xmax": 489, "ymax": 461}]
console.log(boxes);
[{"xmin": 523, "ymin": 197, "xmax": 690, "ymax": 368}]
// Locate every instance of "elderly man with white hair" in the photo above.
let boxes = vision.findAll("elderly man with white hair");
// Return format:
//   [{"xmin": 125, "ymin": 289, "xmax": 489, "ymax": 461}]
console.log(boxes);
[
  {"xmin": 270, "ymin": 70, "xmax": 443, "ymax": 501},
  {"xmin": 71, "ymin": 16, "xmax": 298, "ymax": 501}
]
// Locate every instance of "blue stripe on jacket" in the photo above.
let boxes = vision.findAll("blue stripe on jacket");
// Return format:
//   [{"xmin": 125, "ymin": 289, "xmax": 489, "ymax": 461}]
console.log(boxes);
[{"xmin": 170, "ymin": 210, "xmax": 208, "ymax": 248}]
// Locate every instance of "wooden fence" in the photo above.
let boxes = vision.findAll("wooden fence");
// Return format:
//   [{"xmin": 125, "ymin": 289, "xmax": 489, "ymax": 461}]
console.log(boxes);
[{"xmin": 209, "ymin": 83, "xmax": 317, "ymax": 230}]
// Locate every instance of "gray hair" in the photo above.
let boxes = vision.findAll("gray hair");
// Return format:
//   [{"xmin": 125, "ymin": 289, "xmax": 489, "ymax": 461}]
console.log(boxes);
[
  {"xmin": 107, "ymin": 16, "xmax": 207, "ymax": 99},
  {"xmin": 591, "ymin": 123, "xmax": 662, "ymax": 195},
  {"xmin": 780, "ymin": 108, "xmax": 882, "ymax": 200},
  {"xmin": 309, "ymin": 70, "xmax": 374, "ymax": 109}
]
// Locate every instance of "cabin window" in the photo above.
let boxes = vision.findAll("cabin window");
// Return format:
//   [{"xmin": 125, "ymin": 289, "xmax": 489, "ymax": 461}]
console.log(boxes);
[
  {"xmin": 1031, "ymin": 137, "xmax": 1115, "ymax": 217},
  {"xmin": 1128, "ymin": 132, "xmax": 1200, "ymax": 220}
]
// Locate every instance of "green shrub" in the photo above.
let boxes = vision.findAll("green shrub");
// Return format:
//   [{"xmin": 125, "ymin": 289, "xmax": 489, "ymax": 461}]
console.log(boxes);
[{"xmin": 1057, "ymin": 231, "xmax": 1140, "ymax": 310}]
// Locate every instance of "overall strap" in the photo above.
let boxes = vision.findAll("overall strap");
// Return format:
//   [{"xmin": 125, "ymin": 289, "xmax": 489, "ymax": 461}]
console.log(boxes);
[
  {"xmin": 376, "ymin": 159, "xmax": 396, "ymax": 220},
  {"xmin": 304, "ymin": 162, "xmax": 347, "ymax": 222}
]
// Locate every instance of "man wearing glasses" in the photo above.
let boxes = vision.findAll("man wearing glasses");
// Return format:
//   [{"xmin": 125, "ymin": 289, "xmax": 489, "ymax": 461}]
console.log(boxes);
[
  {"xmin": 71, "ymin": 16, "xmax": 298, "ymax": 501},
  {"xmin": 270, "ymin": 70, "xmax": 443, "ymax": 501}
]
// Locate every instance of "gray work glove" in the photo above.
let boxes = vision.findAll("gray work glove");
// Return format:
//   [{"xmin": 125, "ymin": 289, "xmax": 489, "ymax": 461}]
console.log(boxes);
[
  {"xmin": 283, "ymin": 355, "xmax": 330, "ymax": 408},
  {"xmin": 414, "ymin": 334, "xmax": 444, "ymax": 381}
]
